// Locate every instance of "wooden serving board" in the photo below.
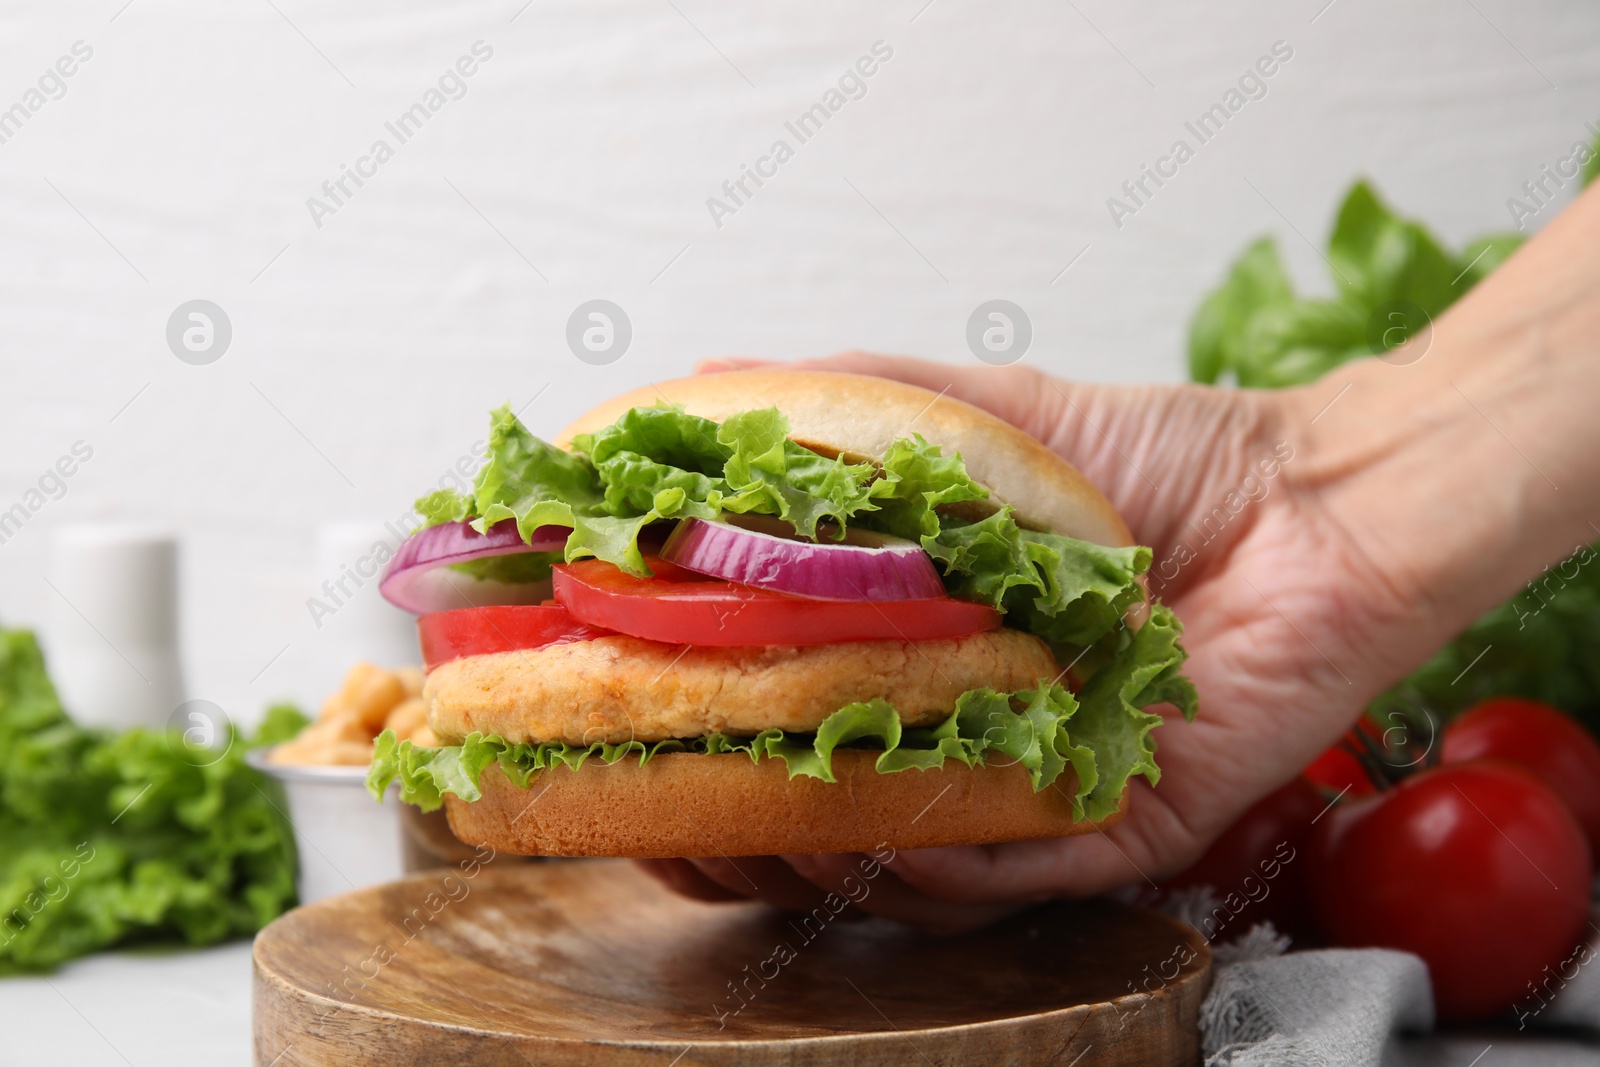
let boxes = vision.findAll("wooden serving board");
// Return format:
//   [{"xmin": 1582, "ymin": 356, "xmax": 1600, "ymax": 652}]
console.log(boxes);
[{"xmin": 254, "ymin": 861, "xmax": 1210, "ymax": 1066}]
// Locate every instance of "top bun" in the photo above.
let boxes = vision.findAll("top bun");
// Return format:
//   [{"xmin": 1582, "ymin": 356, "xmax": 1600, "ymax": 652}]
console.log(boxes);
[{"xmin": 558, "ymin": 369, "xmax": 1131, "ymax": 548}]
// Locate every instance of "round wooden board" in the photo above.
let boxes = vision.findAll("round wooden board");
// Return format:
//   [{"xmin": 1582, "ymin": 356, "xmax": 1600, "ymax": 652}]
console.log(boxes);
[{"xmin": 254, "ymin": 861, "xmax": 1211, "ymax": 1066}]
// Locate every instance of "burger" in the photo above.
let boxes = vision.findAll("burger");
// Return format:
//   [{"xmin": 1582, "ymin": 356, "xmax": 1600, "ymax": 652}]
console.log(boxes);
[{"xmin": 367, "ymin": 369, "xmax": 1196, "ymax": 856}]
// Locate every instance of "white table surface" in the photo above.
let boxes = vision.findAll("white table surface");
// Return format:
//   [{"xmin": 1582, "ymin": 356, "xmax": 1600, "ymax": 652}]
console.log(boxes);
[{"xmin": 0, "ymin": 941, "xmax": 255, "ymax": 1067}]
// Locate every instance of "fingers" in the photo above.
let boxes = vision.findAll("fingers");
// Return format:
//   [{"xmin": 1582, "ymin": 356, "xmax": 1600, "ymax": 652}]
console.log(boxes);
[
  {"xmin": 697, "ymin": 358, "xmax": 773, "ymax": 373},
  {"xmin": 631, "ymin": 859, "xmax": 747, "ymax": 903},
  {"xmin": 695, "ymin": 352, "xmax": 1068, "ymax": 444},
  {"xmin": 685, "ymin": 856, "xmax": 846, "ymax": 915},
  {"xmin": 784, "ymin": 852, "xmax": 1031, "ymax": 933},
  {"xmin": 639, "ymin": 845, "xmax": 1133, "ymax": 932},
  {"xmin": 636, "ymin": 856, "xmax": 841, "ymax": 914},
  {"xmin": 887, "ymin": 830, "xmax": 1165, "ymax": 904}
]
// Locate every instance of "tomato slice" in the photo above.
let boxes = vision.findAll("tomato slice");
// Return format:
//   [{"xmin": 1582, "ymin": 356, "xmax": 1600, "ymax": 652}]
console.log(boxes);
[
  {"xmin": 552, "ymin": 557, "xmax": 1000, "ymax": 646},
  {"xmin": 417, "ymin": 604, "xmax": 610, "ymax": 671}
]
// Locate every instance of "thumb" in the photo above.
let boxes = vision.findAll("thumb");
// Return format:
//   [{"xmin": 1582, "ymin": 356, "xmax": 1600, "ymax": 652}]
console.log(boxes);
[
  {"xmin": 696, "ymin": 358, "xmax": 776, "ymax": 373},
  {"xmin": 698, "ymin": 351, "xmax": 1067, "ymax": 443}
]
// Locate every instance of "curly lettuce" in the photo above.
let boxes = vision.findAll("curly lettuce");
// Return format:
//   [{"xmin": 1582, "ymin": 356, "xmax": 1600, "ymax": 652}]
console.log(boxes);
[
  {"xmin": 421, "ymin": 405, "xmax": 1159, "ymax": 655},
  {"xmin": 0, "ymin": 629, "xmax": 299, "ymax": 973},
  {"xmin": 370, "ymin": 604, "xmax": 1193, "ymax": 823}
]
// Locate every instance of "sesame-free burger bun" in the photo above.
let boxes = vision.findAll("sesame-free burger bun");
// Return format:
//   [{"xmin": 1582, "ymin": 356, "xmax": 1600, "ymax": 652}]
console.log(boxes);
[
  {"xmin": 557, "ymin": 369, "xmax": 1132, "ymax": 549},
  {"xmin": 445, "ymin": 749, "xmax": 1120, "ymax": 858}
]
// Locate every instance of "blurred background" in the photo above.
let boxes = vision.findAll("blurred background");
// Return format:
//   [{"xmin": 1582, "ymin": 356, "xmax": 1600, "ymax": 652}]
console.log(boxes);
[
  {"xmin": 6, "ymin": 5, "xmax": 1600, "ymax": 1063},
  {"xmin": 2, "ymin": 0, "xmax": 1598, "ymax": 724}
]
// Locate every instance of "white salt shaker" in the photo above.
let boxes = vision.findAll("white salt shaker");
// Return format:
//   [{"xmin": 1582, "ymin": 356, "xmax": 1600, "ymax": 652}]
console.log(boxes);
[
  {"xmin": 46, "ymin": 524, "xmax": 186, "ymax": 729},
  {"xmin": 308, "ymin": 520, "xmax": 420, "ymax": 696}
]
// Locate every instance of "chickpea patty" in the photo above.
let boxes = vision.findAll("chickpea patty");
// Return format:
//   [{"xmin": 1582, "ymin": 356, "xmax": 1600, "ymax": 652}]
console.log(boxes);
[{"xmin": 424, "ymin": 630, "xmax": 1059, "ymax": 746}]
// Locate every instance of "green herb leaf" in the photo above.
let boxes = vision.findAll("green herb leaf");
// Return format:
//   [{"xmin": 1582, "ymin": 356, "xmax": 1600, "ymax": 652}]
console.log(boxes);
[
  {"xmin": 1236, "ymin": 298, "xmax": 1367, "ymax": 389},
  {"xmin": 1188, "ymin": 237, "xmax": 1295, "ymax": 384},
  {"xmin": 1190, "ymin": 179, "xmax": 1523, "ymax": 390},
  {"xmin": 1328, "ymin": 180, "xmax": 1457, "ymax": 315},
  {"xmin": 1453, "ymin": 233, "xmax": 1525, "ymax": 292}
]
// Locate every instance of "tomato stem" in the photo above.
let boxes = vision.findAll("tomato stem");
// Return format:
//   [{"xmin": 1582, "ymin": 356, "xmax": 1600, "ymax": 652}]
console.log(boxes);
[{"xmin": 1343, "ymin": 729, "xmax": 1397, "ymax": 790}]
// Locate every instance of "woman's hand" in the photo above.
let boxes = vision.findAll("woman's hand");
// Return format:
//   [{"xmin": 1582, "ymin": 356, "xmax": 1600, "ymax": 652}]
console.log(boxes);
[
  {"xmin": 637, "ymin": 351, "xmax": 1423, "ymax": 930},
  {"xmin": 636, "ymin": 183, "xmax": 1600, "ymax": 929}
]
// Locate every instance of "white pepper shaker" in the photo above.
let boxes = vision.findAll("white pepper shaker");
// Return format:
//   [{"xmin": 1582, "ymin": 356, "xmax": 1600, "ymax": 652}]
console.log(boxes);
[
  {"xmin": 309, "ymin": 520, "xmax": 420, "ymax": 695},
  {"xmin": 46, "ymin": 524, "xmax": 185, "ymax": 729}
]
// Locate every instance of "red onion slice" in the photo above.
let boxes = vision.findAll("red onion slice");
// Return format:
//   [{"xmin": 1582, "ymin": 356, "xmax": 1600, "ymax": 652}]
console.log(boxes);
[
  {"xmin": 379, "ymin": 519, "xmax": 569, "ymax": 615},
  {"xmin": 659, "ymin": 516, "xmax": 945, "ymax": 601}
]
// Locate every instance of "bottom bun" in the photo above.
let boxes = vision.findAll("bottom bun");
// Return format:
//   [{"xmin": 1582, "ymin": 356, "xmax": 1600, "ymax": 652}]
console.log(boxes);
[{"xmin": 443, "ymin": 751, "xmax": 1122, "ymax": 857}]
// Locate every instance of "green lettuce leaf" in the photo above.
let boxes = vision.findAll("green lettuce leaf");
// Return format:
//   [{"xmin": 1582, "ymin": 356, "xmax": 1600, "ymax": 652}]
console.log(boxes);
[
  {"xmin": 927, "ymin": 514, "xmax": 1151, "ymax": 649},
  {"xmin": 416, "ymin": 487, "xmax": 474, "ymax": 526},
  {"xmin": 471, "ymin": 404, "xmax": 604, "ymax": 537},
  {"xmin": 853, "ymin": 434, "xmax": 1152, "ymax": 649},
  {"xmin": 1012, "ymin": 531, "xmax": 1152, "ymax": 647},
  {"xmin": 420, "ymin": 403, "xmax": 1156, "ymax": 652},
  {"xmin": 716, "ymin": 409, "xmax": 879, "ymax": 537},
  {"xmin": 571, "ymin": 404, "xmax": 732, "ymax": 514},
  {"xmin": 1070, "ymin": 604, "xmax": 1198, "ymax": 820},
  {"xmin": 0, "ymin": 629, "xmax": 298, "ymax": 974},
  {"xmin": 806, "ymin": 699, "xmax": 901, "ymax": 781},
  {"xmin": 369, "ymin": 667, "xmax": 1199, "ymax": 821},
  {"xmin": 431, "ymin": 403, "xmax": 888, "ymax": 576},
  {"xmin": 925, "ymin": 510, "xmax": 1039, "ymax": 606},
  {"xmin": 370, "ymin": 728, "xmax": 701, "ymax": 809},
  {"xmin": 252, "ymin": 704, "xmax": 311, "ymax": 748},
  {"xmin": 867, "ymin": 433, "xmax": 990, "ymax": 540},
  {"xmin": 568, "ymin": 404, "xmax": 883, "ymax": 542}
]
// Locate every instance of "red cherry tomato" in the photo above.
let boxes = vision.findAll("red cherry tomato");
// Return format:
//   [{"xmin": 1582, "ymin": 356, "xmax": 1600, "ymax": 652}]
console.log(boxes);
[
  {"xmin": 417, "ymin": 604, "xmax": 609, "ymax": 671},
  {"xmin": 1162, "ymin": 778, "xmax": 1326, "ymax": 942},
  {"xmin": 1302, "ymin": 742, "xmax": 1378, "ymax": 798},
  {"xmin": 1303, "ymin": 717, "xmax": 1392, "ymax": 797},
  {"xmin": 1307, "ymin": 761, "xmax": 1591, "ymax": 1021},
  {"xmin": 1443, "ymin": 697, "xmax": 1600, "ymax": 855},
  {"xmin": 552, "ymin": 557, "xmax": 1000, "ymax": 647}
]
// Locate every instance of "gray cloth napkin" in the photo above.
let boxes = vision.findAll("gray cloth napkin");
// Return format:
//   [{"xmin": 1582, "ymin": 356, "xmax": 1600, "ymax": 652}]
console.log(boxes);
[
  {"xmin": 1146, "ymin": 887, "xmax": 1600, "ymax": 1066},
  {"xmin": 1200, "ymin": 948, "xmax": 1432, "ymax": 1066}
]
